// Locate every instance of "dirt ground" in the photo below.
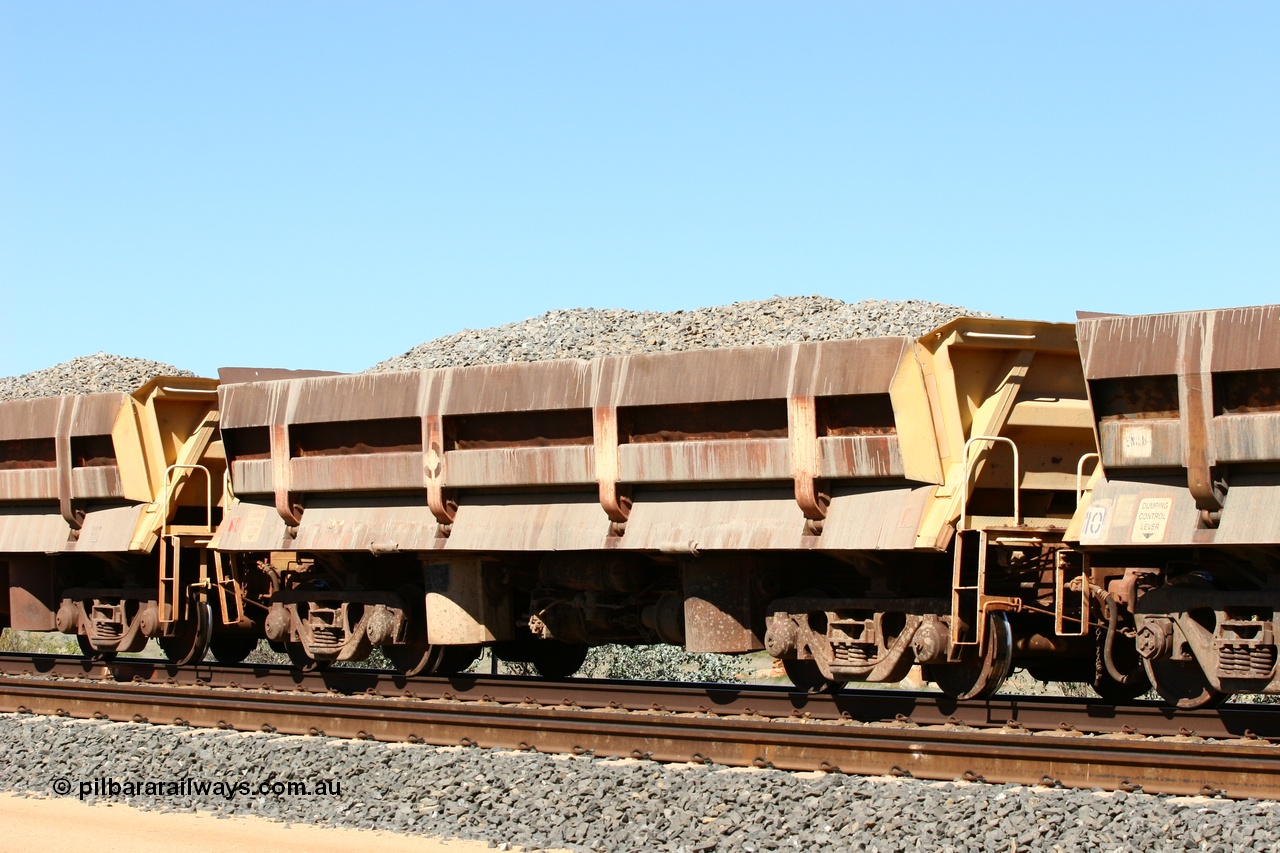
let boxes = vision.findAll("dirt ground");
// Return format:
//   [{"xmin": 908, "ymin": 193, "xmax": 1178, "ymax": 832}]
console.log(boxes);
[{"xmin": 0, "ymin": 793, "xmax": 505, "ymax": 853}]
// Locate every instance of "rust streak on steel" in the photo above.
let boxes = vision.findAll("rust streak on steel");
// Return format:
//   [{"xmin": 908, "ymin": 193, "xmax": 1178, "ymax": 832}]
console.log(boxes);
[{"xmin": 1, "ymin": 672, "xmax": 1279, "ymax": 799}]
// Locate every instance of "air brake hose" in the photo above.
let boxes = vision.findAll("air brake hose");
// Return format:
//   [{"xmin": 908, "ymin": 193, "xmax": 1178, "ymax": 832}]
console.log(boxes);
[{"xmin": 1095, "ymin": 588, "xmax": 1139, "ymax": 686}]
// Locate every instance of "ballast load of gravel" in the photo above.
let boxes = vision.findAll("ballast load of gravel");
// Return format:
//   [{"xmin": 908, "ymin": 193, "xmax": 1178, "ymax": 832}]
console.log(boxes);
[
  {"xmin": 4, "ymin": 713, "xmax": 1276, "ymax": 852},
  {"xmin": 0, "ymin": 353, "xmax": 196, "ymax": 402},
  {"xmin": 369, "ymin": 296, "xmax": 991, "ymax": 372}
]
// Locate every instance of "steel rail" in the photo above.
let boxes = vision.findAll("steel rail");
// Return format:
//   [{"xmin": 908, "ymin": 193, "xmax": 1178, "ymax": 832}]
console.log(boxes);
[
  {"xmin": 2, "ymin": 666, "xmax": 1280, "ymax": 798},
  {"xmin": 3, "ymin": 653, "xmax": 1279, "ymax": 740}
]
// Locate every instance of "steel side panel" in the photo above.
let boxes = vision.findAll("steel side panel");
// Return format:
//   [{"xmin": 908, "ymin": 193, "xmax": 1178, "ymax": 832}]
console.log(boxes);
[
  {"xmin": 1214, "ymin": 476, "xmax": 1280, "ymax": 545},
  {"xmin": 1079, "ymin": 303, "xmax": 1280, "ymax": 381},
  {"xmin": 621, "ymin": 490, "xmax": 801, "ymax": 551},
  {"xmin": 0, "ymin": 507, "xmax": 71, "ymax": 552},
  {"xmin": 1078, "ymin": 313, "xmax": 1194, "ymax": 380},
  {"xmin": 210, "ymin": 500, "xmax": 291, "ymax": 552},
  {"xmin": 67, "ymin": 505, "xmax": 148, "ymax": 553},
  {"xmin": 290, "ymin": 452, "xmax": 423, "ymax": 493},
  {"xmin": 218, "ymin": 383, "xmax": 280, "ymax": 430},
  {"xmin": 438, "ymin": 361, "xmax": 594, "ymax": 414},
  {"xmin": 444, "ymin": 446, "xmax": 595, "ymax": 488},
  {"xmin": 0, "ymin": 397, "xmax": 61, "ymax": 442},
  {"xmin": 1079, "ymin": 473, "xmax": 1280, "ymax": 547},
  {"xmin": 445, "ymin": 495, "xmax": 607, "ymax": 552},
  {"xmin": 67, "ymin": 393, "xmax": 129, "ymax": 436},
  {"xmin": 8, "ymin": 557, "xmax": 56, "ymax": 630},
  {"xmin": 619, "ymin": 439, "xmax": 791, "ymax": 483},
  {"xmin": 1075, "ymin": 479, "xmax": 1205, "ymax": 547},
  {"xmin": 1207, "ymin": 305, "xmax": 1280, "ymax": 373},
  {"xmin": 290, "ymin": 372, "xmax": 422, "ymax": 423},
  {"xmin": 820, "ymin": 485, "xmax": 934, "ymax": 551},
  {"xmin": 1213, "ymin": 413, "xmax": 1280, "ymax": 464},
  {"xmin": 70, "ymin": 465, "xmax": 124, "ymax": 500},
  {"xmin": 0, "ymin": 469, "xmax": 58, "ymax": 501},
  {"xmin": 222, "ymin": 489, "xmax": 934, "ymax": 553},
  {"xmin": 818, "ymin": 435, "xmax": 904, "ymax": 479},
  {"xmin": 230, "ymin": 459, "xmax": 273, "ymax": 495},
  {"xmin": 291, "ymin": 501, "xmax": 440, "ymax": 552}
]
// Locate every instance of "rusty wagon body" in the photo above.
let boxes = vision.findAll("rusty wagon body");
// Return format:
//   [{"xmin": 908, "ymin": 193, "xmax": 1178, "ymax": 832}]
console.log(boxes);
[{"xmin": 3, "ymin": 303, "xmax": 1278, "ymax": 708}]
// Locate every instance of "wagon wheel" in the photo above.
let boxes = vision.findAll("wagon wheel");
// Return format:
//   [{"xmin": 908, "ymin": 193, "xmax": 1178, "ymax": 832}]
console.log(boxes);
[
  {"xmin": 926, "ymin": 611, "xmax": 1013, "ymax": 701},
  {"xmin": 434, "ymin": 644, "xmax": 482, "ymax": 676},
  {"xmin": 783, "ymin": 659, "xmax": 844, "ymax": 694},
  {"xmin": 159, "ymin": 599, "xmax": 212, "ymax": 666},
  {"xmin": 209, "ymin": 634, "xmax": 261, "ymax": 665},
  {"xmin": 1143, "ymin": 657, "xmax": 1228, "ymax": 710},
  {"xmin": 285, "ymin": 640, "xmax": 330, "ymax": 672},
  {"xmin": 385, "ymin": 585, "xmax": 441, "ymax": 676},
  {"xmin": 531, "ymin": 641, "xmax": 588, "ymax": 679},
  {"xmin": 77, "ymin": 633, "xmax": 116, "ymax": 663},
  {"xmin": 781, "ymin": 588, "xmax": 846, "ymax": 693}
]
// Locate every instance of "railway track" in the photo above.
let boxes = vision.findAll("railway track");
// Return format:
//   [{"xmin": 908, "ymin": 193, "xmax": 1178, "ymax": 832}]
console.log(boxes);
[{"xmin": 4, "ymin": 653, "xmax": 1280, "ymax": 799}]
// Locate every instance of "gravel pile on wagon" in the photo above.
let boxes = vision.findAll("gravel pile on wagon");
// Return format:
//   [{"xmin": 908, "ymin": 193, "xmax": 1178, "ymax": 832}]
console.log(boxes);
[
  {"xmin": 0, "ymin": 353, "xmax": 196, "ymax": 402},
  {"xmin": 3, "ymin": 714, "xmax": 1275, "ymax": 852},
  {"xmin": 370, "ymin": 296, "xmax": 990, "ymax": 372}
]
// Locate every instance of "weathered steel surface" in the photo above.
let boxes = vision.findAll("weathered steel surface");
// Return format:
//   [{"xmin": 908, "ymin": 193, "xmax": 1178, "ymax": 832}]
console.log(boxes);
[
  {"xmin": 817, "ymin": 435, "xmax": 903, "ymax": 479},
  {"xmin": 291, "ymin": 499, "xmax": 440, "ymax": 553},
  {"xmin": 424, "ymin": 558, "xmax": 512, "ymax": 644},
  {"xmin": 1081, "ymin": 475, "xmax": 1280, "ymax": 548},
  {"xmin": 622, "ymin": 489, "xmax": 800, "ymax": 552},
  {"xmin": 65, "ymin": 505, "xmax": 148, "ymax": 553},
  {"xmin": 1098, "ymin": 418, "xmax": 1182, "ymax": 468},
  {"xmin": 683, "ymin": 555, "xmax": 762, "ymax": 653},
  {"xmin": 6, "ymin": 559, "xmax": 56, "ymax": 630},
  {"xmin": 69, "ymin": 466, "xmax": 124, "ymax": 499},
  {"xmin": 214, "ymin": 319, "xmax": 1095, "ymax": 556},
  {"xmin": 208, "ymin": 499, "xmax": 291, "ymax": 552},
  {"xmin": 1214, "ymin": 477, "xmax": 1280, "ymax": 545},
  {"xmin": 0, "ymin": 393, "xmax": 125, "ymax": 503},
  {"xmin": 444, "ymin": 494, "xmax": 606, "ymax": 553},
  {"xmin": 819, "ymin": 485, "xmax": 933, "ymax": 551},
  {"xmin": 0, "ymin": 469, "xmax": 58, "ymax": 502},
  {"xmin": 1078, "ymin": 305, "xmax": 1280, "ymax": 545},
  {"xmin": 1076, "ymin": 477, "xmax": 1203, "ymax": 547},
  {"xmin": 290, "ymin": 452, "xmax": 423, "ymax": 492},
  {"xmin": 619, "ymin": 438, "xmax": 791, "ymax": 483},
  {"xmin": 444, "ymin": 446, "xmax": 594, "ymax": 488},
  {"xmin": 0, "ymin": 507, "xmax": 69, "ymax": 552},
  {"xmin": 1215, "ymin": 412, "xmax": 1280, "ymax": 463},
  {"xmin": 0, "ymin": 504, "xmax": 145, "ymax": 554},
  {"xmin": 229, "ymin": 459, "xmax": 272, "ymax": 494},
  {"xmin": 216, "ymin": 337, "xmax": 928, "ymax": 550}
]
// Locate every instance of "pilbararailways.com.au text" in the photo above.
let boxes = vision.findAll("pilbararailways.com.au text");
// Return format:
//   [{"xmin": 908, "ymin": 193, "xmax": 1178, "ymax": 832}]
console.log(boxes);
[{"xmin": 51, "ymin": 776, "xmax": 342, "ymax": 801}]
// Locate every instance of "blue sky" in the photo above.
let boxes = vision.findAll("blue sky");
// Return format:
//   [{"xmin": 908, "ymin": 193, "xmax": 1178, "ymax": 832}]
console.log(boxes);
[{"xmin": 1, "ymin": 3, "xmax": 1276, "ymax": 377}]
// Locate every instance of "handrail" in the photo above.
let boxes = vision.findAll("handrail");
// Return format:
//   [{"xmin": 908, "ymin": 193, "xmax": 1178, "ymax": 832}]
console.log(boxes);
[
  {"xmin": 161, "ymin": 463, "xmax": 213, "ymax": 535},
  {"xmin": 960, "ymin": 436, "xmax": 1020, "ymax": 529},
  {"xmin": 1076, "ymin": 452, "xmax": 1100, "ymax": 503}
]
